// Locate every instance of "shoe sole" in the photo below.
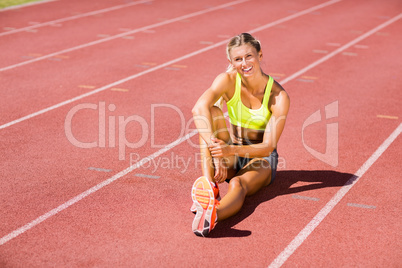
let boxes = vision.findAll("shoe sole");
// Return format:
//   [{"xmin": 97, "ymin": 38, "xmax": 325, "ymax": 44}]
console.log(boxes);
[
  {"xmin": 191, "ymin": 177, "xmax": 216, "ymax": 237},
  {"xmin": 190, "ymin": 183, "xmax": 220, "ymax": 214}
]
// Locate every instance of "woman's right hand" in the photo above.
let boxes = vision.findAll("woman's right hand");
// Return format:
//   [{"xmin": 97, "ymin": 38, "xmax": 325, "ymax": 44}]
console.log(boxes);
[{"xmin": 213, "ymin": 157, "xmax": 228, "ymax": 183}]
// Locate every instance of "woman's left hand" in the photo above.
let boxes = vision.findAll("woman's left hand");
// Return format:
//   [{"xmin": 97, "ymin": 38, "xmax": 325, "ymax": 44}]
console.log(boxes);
[{"xmin": 208, "ymin": 137, "xmax": 231, "ymax": 158}]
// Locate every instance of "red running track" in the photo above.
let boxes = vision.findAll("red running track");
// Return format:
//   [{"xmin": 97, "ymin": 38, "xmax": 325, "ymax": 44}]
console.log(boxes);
[{"xmin": 0, "ymin": 0, "xmax": 401, "ymax": 267}]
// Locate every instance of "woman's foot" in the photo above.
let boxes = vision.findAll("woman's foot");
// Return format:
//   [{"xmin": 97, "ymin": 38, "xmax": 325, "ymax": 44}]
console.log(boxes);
[
  {"xmin": 190, "ymin": 179, "xmax": 220, "ymax": 213},
  {"xmin": 191, "ymin": 176, "xmax": 219, "ymax": 237}
]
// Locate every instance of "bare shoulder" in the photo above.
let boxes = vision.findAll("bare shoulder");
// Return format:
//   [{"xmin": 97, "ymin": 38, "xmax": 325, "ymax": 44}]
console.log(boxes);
[
  {"xmin": 211, "ymin": 71, "xmax": 235, "ymax": 89},
  {"xmin": 211, "ymin": 71, "xmax": 236, "ymax": 101},
  {"xmin": 270, "ymin": 80, "xmax": 290, "ymax": 114}
]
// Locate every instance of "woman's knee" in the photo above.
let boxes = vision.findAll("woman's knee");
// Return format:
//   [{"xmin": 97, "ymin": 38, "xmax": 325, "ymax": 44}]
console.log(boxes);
[
  {"xmin": 229, "ymin": 177, "xmax": 247, "ymax": 195},
  {"xmin": 210, "ymin": 106, "xmax": 230, "ymax": 141}
]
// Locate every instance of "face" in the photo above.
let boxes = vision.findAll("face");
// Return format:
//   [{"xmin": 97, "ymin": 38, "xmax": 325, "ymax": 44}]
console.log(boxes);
[{"xmin": 229, "ymin": 44, "xmax": 262, "ymax": 77}]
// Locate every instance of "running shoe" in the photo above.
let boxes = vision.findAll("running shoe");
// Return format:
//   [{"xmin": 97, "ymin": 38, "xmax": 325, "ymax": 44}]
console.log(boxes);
[
  {"xmin": 190, "ymin": 180, "xmax": 220, "ymax": 213},
  {"xmin": 191, "ymin": 176, "xmax": 218, "ymax": 237}
]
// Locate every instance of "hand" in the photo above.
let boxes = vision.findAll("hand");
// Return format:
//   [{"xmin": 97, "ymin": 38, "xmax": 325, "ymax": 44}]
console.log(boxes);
[
  {"xmin": 208, "ymin": 137, "xmax": 231, "ymax": 158},
  {"xmin": 213, "ymin": 157, "xmax": 228, "ymax": 183}
]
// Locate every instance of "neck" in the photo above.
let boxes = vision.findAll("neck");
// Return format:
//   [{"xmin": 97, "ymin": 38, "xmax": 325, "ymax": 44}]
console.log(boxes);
[{"xmin": 241, "ymin": 69, "xmax": 267, "ymax": 92}]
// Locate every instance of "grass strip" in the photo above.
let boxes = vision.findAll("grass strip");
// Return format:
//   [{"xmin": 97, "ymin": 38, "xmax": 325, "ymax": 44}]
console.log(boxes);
[{"xmin": 0, "ymin": 0, "xmax": 42, "ymax": 9}]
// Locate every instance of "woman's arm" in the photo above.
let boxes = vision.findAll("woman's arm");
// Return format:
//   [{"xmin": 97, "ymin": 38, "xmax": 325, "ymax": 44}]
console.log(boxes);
[
  {"xmin": 192, "ymin": 73, "xmax": 231, "ymax": 145},
  {"xmin": 192, "ymin": 73, "xmax": 233, "ymax": 182},
  {"xmin": 209, "ymin": 85, "xmax": 290, "ymax": 158}
]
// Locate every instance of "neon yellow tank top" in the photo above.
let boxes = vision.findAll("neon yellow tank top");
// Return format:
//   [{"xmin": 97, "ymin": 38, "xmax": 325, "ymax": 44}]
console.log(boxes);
[{"xmin": 226, "ymin": 73, "xmax": 274, "ymax": 130}]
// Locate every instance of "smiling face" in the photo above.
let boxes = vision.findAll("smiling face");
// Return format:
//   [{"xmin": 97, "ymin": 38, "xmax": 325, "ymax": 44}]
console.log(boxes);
[{"xmin": 229, "ymin": 44, "xmax": 263, "ymax": 77}]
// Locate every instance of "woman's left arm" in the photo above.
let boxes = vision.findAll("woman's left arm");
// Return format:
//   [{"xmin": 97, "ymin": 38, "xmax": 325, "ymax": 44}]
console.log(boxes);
[{"xmin": 209, "ymin": 86, "xmax": 290, "ymax": 158}]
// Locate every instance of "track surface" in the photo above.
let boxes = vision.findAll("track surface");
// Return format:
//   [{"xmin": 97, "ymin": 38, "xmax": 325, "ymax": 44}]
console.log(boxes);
[{"xmin": 0, "ymin": 0, "xmax": 401, "ymax": 267}]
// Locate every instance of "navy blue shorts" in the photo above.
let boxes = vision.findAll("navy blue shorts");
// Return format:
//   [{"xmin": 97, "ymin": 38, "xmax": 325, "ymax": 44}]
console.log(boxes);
[{"xmin": 231, "ymin": 149, "xmax": 278, "ymax": 184}]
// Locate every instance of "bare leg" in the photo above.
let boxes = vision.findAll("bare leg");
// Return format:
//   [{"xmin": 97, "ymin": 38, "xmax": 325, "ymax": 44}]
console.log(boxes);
[
  {"xmin": 196, "ymin": 107, "xmax": 273, "ymax": 221},
  {"xmin": 216, "ymin": 159, "xmax": 272, "ymax": 221},
  {"xmin": 198, "ymin": 106, "xmax": 236, "ymax": 183}
]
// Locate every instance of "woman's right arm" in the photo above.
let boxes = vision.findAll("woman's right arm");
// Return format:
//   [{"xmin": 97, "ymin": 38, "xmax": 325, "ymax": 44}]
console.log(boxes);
[
  {"xmin": 191, "ymin": 73, "xmax": 231, "ymax": 145},
  {"xmin": 192, "ymin": 73, "xmax": 232, "ymax": 182}
]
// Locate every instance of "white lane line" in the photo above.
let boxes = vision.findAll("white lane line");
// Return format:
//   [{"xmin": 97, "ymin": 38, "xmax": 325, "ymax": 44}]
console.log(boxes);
[
  {"xmin": 0, "ymin": 0, "xmax": 151, "ymax": 37},
  {"xmin": 268, "ymin": 122, "xmax": 402, "ymax": 268},
  {"xmin": 0, "ymin": 0, "xmax": 343, "ymax": 244},
  {"xmin": 0, "ymin": 0, "xmax": 341, "ymax": 131},
  {"xmin": 0, "ymin": 0, "xmax": 249, "ymax": 72},
  {"xmin": 0, "ymin": 130, "xmax": 198, "ymax": 245},
  {"xmin": 248, "ymin": 0, "xmax": 342, "ymax": 34},
  {"xmin": 0, "ymin": 41, "xmax": 228, "ymax": 130},
  {"xmin": 279, "ymin": 13, "xmax": 402, "ymax": 85}
]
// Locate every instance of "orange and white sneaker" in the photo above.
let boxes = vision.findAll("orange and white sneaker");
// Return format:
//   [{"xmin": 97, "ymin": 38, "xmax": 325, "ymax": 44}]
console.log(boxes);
[
  {"xmin": 190, "ymin": 179, "xmax": 220, "ymax": 213},
  {"xmin": 191, "ymin": 176, "xmax": 219, "ymax": 237}
]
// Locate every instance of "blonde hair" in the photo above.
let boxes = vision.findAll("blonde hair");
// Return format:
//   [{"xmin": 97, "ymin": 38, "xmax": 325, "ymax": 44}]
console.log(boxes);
[{"xmin": 226, "ymin": 33, "xmax": 262, "ymax": 72}]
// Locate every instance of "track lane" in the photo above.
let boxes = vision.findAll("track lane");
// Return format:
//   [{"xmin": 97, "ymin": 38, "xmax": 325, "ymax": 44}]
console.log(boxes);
[
  {"xmin": 0, "ymin": 0, "xmax": 152, "ymax": 37},
  {"xmin": 0, "ymin": 0, "xmax": 169, "ymax": 32},
  {"xmin": 282, "ymin": 130, "xmax": 401, "ymax": 267},
  {"xmin": 1, "ymin": 0, "xmax": 348, "ymax": 236},
  {"xmin": 0, "ymin": 0, "xmax": 345, "ymax": 125},
  {"xmin": 0, "ymin": 0, "xmax": 248, "ymax": 69},
  {"xmin": 3, "ymin": 0, "xmax": 395, "ymax": 126},
  {"xmin": 0, "ymin": 0, "xmax": 401, "ymax": 267},
  {"xmin": 273, "ymin": 18, "xmax": 402, "ymax": 266},
  {"xmin": 0, "ymin": 0, "xmax": 255, "ymax": 125}
]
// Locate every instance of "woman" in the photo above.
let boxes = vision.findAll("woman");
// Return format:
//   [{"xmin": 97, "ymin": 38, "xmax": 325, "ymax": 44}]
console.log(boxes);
[{"xmin": 191, "ymin": 33, "xmax": 290, "ymax": 237}]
